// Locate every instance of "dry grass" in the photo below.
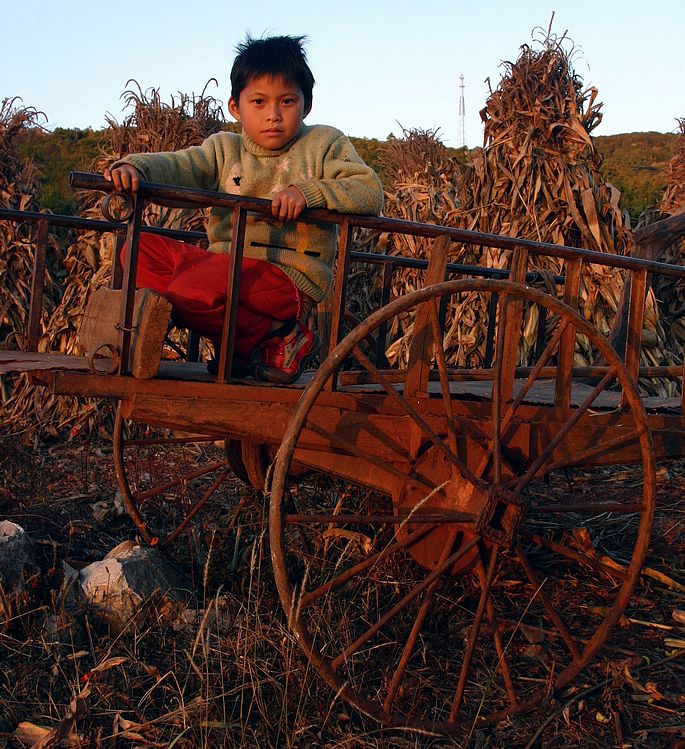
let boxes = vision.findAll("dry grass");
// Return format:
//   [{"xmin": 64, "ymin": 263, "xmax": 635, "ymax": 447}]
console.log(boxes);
[{"xmin": 1, "ymin": 435, "xmax": 685, "ymax": 748}]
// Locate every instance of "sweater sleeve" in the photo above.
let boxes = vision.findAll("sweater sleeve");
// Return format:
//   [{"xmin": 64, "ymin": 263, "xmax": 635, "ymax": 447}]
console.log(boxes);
[
  {"xmin": 291, "ymin": 134, "xmax": 384, "ymax": 216},
  {"xmin": 113, "ymin": 134, "xmax": 227, "ymax": 191}
]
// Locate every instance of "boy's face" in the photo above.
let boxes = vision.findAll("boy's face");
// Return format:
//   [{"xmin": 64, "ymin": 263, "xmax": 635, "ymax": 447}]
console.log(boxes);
[{"xmin": 228, "ymin": 74, "xmax": 310, "ymax": 150}]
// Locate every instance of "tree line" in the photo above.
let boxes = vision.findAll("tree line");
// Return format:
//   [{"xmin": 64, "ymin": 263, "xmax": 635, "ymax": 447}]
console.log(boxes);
[{"xmin": 16, "ymin": 127, "xmax": 675, "ymax": 223}]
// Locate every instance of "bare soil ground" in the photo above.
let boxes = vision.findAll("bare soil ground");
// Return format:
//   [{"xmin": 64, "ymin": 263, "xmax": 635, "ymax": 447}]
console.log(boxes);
[{"xmin": 0, "ymin": 431, "xmax": 684, "ymax": 748}]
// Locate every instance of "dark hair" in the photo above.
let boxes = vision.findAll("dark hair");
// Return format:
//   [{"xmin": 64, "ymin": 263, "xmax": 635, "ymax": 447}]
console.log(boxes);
[{"xmin": 230, "ymin": 35, "xmax": 315, "ymax": 111}]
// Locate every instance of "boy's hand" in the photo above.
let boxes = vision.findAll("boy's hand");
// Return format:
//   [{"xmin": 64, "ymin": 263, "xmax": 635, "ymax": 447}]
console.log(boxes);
[
  {"xmin": 271, "ymin": 186, "xmax": 306, "ymax": 222},
  {"xmin": 103, "ymin": 164, "xmax": 143, "ymax": 193}
]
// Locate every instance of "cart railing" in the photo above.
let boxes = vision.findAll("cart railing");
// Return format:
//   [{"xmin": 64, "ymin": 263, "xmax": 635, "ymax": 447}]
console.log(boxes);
[{"xmin": 3, "ymin": 172, "xmax": 685, "ymax": 409}]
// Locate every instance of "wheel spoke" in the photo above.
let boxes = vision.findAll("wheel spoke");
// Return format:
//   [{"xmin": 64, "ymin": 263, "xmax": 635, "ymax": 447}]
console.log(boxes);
[
  {"xmin": 286, "ymin": 511, "xmax": 473, "ymax": 525},
  {"xmin": 474, "ymin": 554, "xmax": 518, "ymax": 709},
  {"xmin": 499, "ymin": 317, "xmax": 570, "ymax": 442},
  {"xmin": 132, "ymin": 459, "xmax": 228, "ymax": 503},
  {"xmin": 429, "ymin": 299, "xmax": 458, "ymax": 455},
  {"xmin": 476, "ymin": 296, "xmax": 567, "ymax": 485},
  {"xmin": 512, "ymin": 368, "xmax": 618, "ymax": 492},
  {"xmin": 330, "ymin": 536, "xmax": 480, "ymax": 672},
  {"xmin": 528, "ymin": 499, "xmax": 643, "ymax": 514},
  {"xmin": 520, "ymin": 531, "xmax": 629, "ymax": 581},
  {"xmin": 351, "ymin": 344, "xmax": 486, "ymax": 492},
  {"xmin": 298, "ymin": 524, "xmax": 437, "ymax": 609},
  {"xmin": 514, "ymin": 545, "xmax": 581, "ymax": 659},
  {"xmin": 383, "ymin": 529, "xmax": 458, "ymax": 712},
  {"xmin": 449, "ymin": 544, "xmax": 500, "ymax": 723},
  {"xmin": 163, "ymin": 467, "xmax": 232, "ymax": 548},
  {"xmin": 540, "ymin": 429, "xmax": 641, "ymax": 473}
]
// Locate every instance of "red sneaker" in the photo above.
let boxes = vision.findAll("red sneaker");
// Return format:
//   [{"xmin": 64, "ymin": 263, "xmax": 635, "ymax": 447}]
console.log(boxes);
[{"xmin": 252, "ymin": 320, "xmax": 320, "ymax": 384}]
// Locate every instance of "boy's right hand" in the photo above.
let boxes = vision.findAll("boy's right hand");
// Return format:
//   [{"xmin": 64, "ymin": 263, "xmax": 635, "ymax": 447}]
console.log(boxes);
[{"xmin": 103, "ymin": 164, "xmax": 143, "ymax": 193}]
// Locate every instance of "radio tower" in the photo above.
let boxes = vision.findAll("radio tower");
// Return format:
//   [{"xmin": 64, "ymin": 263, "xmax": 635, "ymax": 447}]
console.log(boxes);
[{"xmin": 458, "ymin": 74, "xmax": 467, "ymax": 148}]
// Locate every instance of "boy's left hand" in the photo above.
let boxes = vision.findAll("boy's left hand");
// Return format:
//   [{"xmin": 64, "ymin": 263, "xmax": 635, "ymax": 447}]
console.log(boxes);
[{"xmin": 272, "ymin": 186, "xmax": 306, "ymax": 222}]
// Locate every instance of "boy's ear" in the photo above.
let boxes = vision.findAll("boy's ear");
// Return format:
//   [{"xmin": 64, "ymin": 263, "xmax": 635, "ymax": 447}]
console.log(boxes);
[
  {"xmin": 228, "ymin": 97, "xmax": 240, "ymax": 120},
  {"xmin": 303, "ymin": 101, "xmax": 312, "ymax": 119}
]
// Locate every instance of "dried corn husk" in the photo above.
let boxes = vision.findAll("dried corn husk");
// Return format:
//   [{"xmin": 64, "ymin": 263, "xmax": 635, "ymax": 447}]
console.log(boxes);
[
  {"xmin": 648, "ymin": 118, "xmax": 685, "ymax": 368},
  {"xmin": 378, "ymin": 33, "xmax": 675, "ymax": 396},
  {"xmin": 3, "ymin": 84, "xmax": 225, "ymax": 436}
]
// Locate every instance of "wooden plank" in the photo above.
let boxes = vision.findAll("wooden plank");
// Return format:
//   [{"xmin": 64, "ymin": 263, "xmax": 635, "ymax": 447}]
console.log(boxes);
[
  {"xmin": 404, "ymin": 235, "xmax": 451, "ymax": 398},
  {"xmin": 621, "ymin": 268, "xmax": 647, "ymax": 409},
  {"xmin": 554, "ymin": 257, "xmax": 581, "ymax": 408},
  {"xmin": 79, "ymin": 288, "xmax": 172, "ymax": 378},
  {"xmin": 496, "ymin": 245, "xmax": 528, "ymax": 403}
]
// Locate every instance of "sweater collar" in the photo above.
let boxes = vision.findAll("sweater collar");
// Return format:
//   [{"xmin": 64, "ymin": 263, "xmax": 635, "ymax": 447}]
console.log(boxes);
[{"xmin": 242, "ymin": 125, "xmax": 306, "ymax": 157}]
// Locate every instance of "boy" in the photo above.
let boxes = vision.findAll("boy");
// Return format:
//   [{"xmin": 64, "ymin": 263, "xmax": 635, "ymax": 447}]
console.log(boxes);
[{"xmin": 104, "ymin": 34, "xmax": 384, "ymax": 383}]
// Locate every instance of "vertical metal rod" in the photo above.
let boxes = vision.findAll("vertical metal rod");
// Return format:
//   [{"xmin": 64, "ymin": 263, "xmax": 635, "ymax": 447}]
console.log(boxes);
[
  {"xmin": 187, "ymin": 332, "xmax": 200, "ymax": 362},
  {"xmin": 483, "ymin": 292, "xmax": 499, "ymax": 368},
  {"xmin": 27, "ymin": 219, "xmax": 49, "ymax": 351},
  {"xmin": 118, "ymin": 195, "xmax": 145, "ymax": 375},
  {"xmin": 374, "ymin": 261, "xmax": 393, "ymax": 369},
  {"xmin": 323, "ymin": 222, "xmax": 354, "ymax": 392},
  {"xmin": 111, "ymin": 231, "xmax": 126, "ymax": 290},
  {"xmin": 217, "ymin": 206, "xmax": 247, "ymax": 383}
]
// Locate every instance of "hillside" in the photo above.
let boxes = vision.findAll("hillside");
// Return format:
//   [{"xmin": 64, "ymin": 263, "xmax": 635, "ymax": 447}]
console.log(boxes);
[
  {"xmin": 595, "ymin": 131, "xmax": 676, "ymax": 220},
  {"xmin": 14, "ymin": 127, "xmax": 676, "ymax": 223}
]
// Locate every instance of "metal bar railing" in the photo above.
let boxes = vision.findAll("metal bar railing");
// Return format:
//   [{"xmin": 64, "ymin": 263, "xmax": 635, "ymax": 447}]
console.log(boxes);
[{"xmin": 68, "ymin": 172, "xmax": 685, "ymax": 281}]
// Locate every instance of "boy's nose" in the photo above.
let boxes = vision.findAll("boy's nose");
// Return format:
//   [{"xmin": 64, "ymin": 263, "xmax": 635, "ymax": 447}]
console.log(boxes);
[{"xmin": 266, "ymin": 106, "xmax": 282, "ymax": 122}]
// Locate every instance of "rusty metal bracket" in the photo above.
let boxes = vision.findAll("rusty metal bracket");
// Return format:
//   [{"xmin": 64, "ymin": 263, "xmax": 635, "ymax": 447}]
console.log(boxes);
[
  {"xmin": 101, "ymin": 192, "xmax": 135, "ymax": 223},
  {"xmin": 475, "ymin": 485, "xmax": 529, "ymax": 547}
]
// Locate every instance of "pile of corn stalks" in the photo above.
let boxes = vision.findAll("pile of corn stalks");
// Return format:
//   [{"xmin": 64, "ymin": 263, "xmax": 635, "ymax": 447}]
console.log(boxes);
[
  {"xmin": 651, "ymin": 118, "xmax": 685, "ymax": 352},
  {"xmin": 2, "ymin": 84, "xmax": 226, "ymax": 436},
  {"xmin": 379, "ymin": 33, "xmax": 676, "ymax": 396},
  {"xmin": 0, "ymin": 99, "xmax": 60, "ymax": 347},
  {"xmin": 0, "ymin": 99, "xmax": 63, "ymax": 423}
]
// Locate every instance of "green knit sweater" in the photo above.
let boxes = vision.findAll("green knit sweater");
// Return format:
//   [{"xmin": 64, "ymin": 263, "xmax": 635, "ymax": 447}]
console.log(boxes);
[{"xmin": 117, "ymin": 125, "xmax": 384, "ymax": 302}]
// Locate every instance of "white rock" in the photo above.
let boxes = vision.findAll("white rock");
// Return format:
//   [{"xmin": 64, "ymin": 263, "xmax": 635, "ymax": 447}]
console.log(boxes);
[
  {"xmin": 0, "ymin": 521, "xmax": 35, "ymax": 595},
  {"xmin": 78, "ymin": 544, "xmax": 190, "ymax": 633}
]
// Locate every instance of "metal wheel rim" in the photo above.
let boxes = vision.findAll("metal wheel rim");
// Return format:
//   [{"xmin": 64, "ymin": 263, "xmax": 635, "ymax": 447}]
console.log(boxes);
[{"xmin": 269, "ymin": 278, "xmax": 656, "ymax": 734}]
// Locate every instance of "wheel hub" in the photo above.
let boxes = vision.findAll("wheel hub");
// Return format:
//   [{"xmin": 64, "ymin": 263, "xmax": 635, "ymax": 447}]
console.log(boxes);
[{"xmin": 394, "ymin": 443, "xmax": 486, "ymax": 573}]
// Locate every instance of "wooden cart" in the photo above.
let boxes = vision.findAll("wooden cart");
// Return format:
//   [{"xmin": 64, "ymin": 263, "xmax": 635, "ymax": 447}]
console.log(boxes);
[{"xmin": 2, "ymin": 172, "xmax": 685, "ymax": 735}]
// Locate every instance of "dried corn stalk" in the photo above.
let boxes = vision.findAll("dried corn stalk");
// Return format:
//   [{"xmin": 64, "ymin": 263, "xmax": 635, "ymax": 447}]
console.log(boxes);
[
  {"xmin": 3, "ymin": 84, "xmax": 226, "ymax": 436},
  {"xmin": 380, "ymin": 31, "xmax": 671, "ymax": 395},
  {"xmin": 0, "ymin": 99, "xmax": 65, "ymax": 434},
  {"xmin": 649, "ymin": 118, "xmax": 685, "ymax": 367}
]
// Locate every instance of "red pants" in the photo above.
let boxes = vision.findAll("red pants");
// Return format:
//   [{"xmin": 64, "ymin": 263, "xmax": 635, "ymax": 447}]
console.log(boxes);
[{"xmin": 124, "ymin": 234, "xmax": 301, "ymax": 356}]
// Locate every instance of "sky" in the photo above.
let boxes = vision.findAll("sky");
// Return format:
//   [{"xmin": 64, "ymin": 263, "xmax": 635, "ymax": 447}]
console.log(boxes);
[{"xmin": 2, "ymin": 0, "xmax": 683, "ymax": 148}]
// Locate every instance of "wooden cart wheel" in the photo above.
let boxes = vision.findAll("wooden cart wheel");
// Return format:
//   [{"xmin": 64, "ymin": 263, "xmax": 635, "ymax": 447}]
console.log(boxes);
[
  {"xmin": 269, "ymin": 279, "xmax": 656, "ymax": 735},
  {"xmin": 113, "ymin": 403, "xmax": 245, "ymax": 550}
]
